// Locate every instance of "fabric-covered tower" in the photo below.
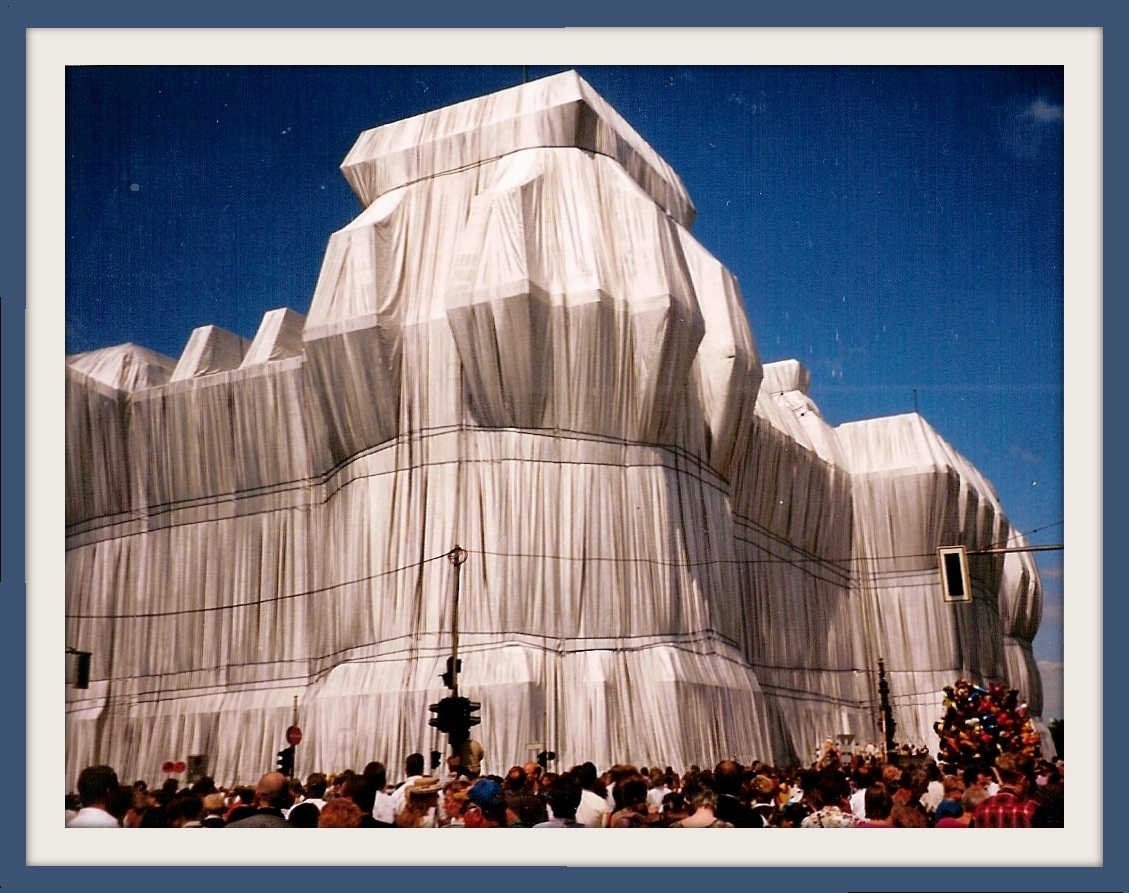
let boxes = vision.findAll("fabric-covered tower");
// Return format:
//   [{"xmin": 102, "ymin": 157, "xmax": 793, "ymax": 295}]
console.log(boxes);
[{"xmin": 66, "ymin": 72, "xmax": 1048, "ymax": 785}]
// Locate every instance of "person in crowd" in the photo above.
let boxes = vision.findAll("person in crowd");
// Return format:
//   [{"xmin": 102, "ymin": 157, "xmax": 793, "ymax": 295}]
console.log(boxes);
[
  {"xmin": 660, "ymin": 791, "xmax": 690, "ymax": 826},
  {"xmin": 919, "ymin": 760, "xmax": 945, "ymax": 816},
  {"xmin": 340, "ymin": 773, "xmax": 381, "ymax": 827},
  {"xmin": 440, "ymin": 779, "xmax": 470, "ymax": 827},
  {"xmin": 396, "ymin": 776, "xmax": 443, "ymax": 827},
  {"xmin": 463, "ymin": 778, "xmax": 510, "ymax": 828},
  {"xmin": 224, "ymin": 786, "xmax": 256, "ymax": 823},
  {"xmin": 122, "ymin": 787, "xmax": 155, "ymax": 828},
  {"xmin": 503, "ymin": 765, "xmax": 548, "ymax": 827},
  {"xmin": 932, "ymin": 775, "xmax": 965, "ymax": 825},
  {"xmin": 67, "ymin": 765, "xmax": 122, "ymax": 827},
  {"xmin": 573, "ymin": 761, "xmax": 609, "ymax": 828},
  {"xmin": 935, "ymin": 785, "xmax": 990, "ymax": 827},
  {"xmin": 166, "ymin": 790, "xmax": 205, "ymax": 827},
  {"xmin": 287, "ymin": 801, "xmax": 321, "ymax": 828},
  {"xmin": 748, "ymin": 774, "xmax": 777, "ymax": 827},
  {"xmin": 774, "ymin": 802, "xmax": 811, "ymax": 827},
  {"xmin": 201, "ymin": 793, "xmax": 227, "ymax": 827},
  {"xmin": 669, "ymin": 784, "xmax": 733, "ymax": 828},
  {"xmin": 318, "ymin": 798, "xmax": 363, "ymax": 828},
  {"xmin": 970, "ymin": 752, "xmax": 1037, "ymax": 828},
  {"xmin": 534, "ymin": 774, "xmax": 585, "ymax": 828},
  {"xmin": 849, "ymin": 763, "xmax": 875, "ymax": 821},
  {"xmin": 226, "ymin": 771, "xmax": 293, "ymax": 827},
  {"xmin": 963, "ymin": 763, "xmax": 999, "ymax": 798},
  {"xmin": 1031, "ymin": 764, "xmax": 1064, "ymax": 828},
  {"xmin": 645, "ymin": 767, "xmax": 672, "ymax": 814},
  {"xmin": 610, "ymin": 772, "xmax": 654, "ymax": 827},
  {"xmin": 890, "ymin": 766, "xmax": 930, "ymax": 828},
  {"xmin": 362, "ymin": 762, "xmax": 395, "ymax": 826},
  {"xmin": 458, "ymin": 738, "xmax": 485, "ymax": 780},
  {"xmin": 388, "ymin": 752, "xmax": 426, "ymax": 820},
  {"xmin": 855, "ymin": 784, "xmax": 894, "ymax": 827},
  {"xmin": 155, "ymin": 778, "xmax": 180, "ymax": 808},
  {"xmin": 301, "ymin": 772, "xmax": 329, "ymax": 811}
]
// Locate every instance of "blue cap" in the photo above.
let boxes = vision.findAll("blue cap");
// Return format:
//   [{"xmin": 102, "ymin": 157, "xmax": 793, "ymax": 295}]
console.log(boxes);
[{"xmin": 467, "ymin": 778, "xmax": 505, "ymax": 811}]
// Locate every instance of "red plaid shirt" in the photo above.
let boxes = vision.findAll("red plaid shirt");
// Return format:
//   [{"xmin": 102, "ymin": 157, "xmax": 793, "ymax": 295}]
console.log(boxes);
[{"xmin": 970, "ymin": 788, "xmax": 1037, "ymax": 828}]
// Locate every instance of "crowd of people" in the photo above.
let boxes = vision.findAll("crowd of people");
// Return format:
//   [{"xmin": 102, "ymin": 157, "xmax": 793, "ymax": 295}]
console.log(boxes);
[{"xmin": 65, "ymin": 739, "xmax": 1064, "ymax": 829}]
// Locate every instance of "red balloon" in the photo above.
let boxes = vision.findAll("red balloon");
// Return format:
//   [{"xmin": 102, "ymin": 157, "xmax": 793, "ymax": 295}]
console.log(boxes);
[
  {"xmin": 173, "ymin": 761, "xmax": 187, "ymax": 774},
  {"xmin": 161, "ymin": 760, "xmax": 174, "ymax": 774}
]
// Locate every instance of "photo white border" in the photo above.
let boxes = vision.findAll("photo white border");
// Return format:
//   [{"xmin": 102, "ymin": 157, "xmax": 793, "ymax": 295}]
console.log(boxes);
[{"xmin": 29, "ymin": 27, "xmax": 1101, "ymax": 866}]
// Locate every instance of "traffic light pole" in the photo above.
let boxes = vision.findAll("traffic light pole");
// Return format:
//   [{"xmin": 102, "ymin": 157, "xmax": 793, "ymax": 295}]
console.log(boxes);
[{"xmin": 447, "ymin": 545, "xmax": 468, "ymax": 698}]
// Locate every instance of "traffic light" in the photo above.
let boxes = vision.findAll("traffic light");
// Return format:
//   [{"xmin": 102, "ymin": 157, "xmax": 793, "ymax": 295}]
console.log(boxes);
[
  {"xmin": 74, "ymin": 651, "xmax": 92, "ymax": 689},
  {"xmin": 937, "ymin": 546, "xmax": 972, "ymax": 603},
  {"xmin": 428, "ymin": 696, "xmax": 481, "ymax": 742},
  {"xmin": 277, "ymin": 745, "xmax": 295, "ymax": 777},
  {"xmin": 429, "ymin": 698, "xmax": 453, "ymax": 733},
  {"xmin": 440, "ymin": 656, "xmax": 462, "ymax": 690}
]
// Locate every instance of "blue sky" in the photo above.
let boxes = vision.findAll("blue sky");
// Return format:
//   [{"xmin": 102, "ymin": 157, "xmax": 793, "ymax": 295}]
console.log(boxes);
[{"xmin": 65, "ymin": 64, "xmax": 1065, "ymax": 717}]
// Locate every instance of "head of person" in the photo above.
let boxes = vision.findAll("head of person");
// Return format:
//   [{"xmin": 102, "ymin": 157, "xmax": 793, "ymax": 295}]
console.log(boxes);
[
  {"xmin": 464, "ymin": 778, "xmax": 508, "ymax": 827},
  {"xmin": 504, "ymin": 765, "xmax": 528, "ymax": 794},
  {"xmin": 361, "ymin": 762, "xmax": 386, "ymax": 791},
  {"xmin": 255, "ymin": 771, "xmax": 293, "ymax": 811},
  {"xmin": 994, "ymin": 752, "xmax": 1030, "ymax": 791},
  {"xmin": 443, "ymin": 779, "xmax": 470, "ymax": 822},
  {"xmin": 202, "ymin": 793, "xmax": 226, "ymax": 817},
  {"xmin": 776, "ymin": 803, "xmax": 809, "ymax": 827},
  {"xmin": 615, "ymin": 774, "xmax": 650, "ymax": 812},
  {"xmin": 166, "ymin": 791, "xmax": 204, "ymax": 827},
  {"xmin": 305, "ymin": 772, "xmax": 329, "ymax": 799},
  {"xmin": 661, "ymin": 791, "xmax": 688, "ymax": 823},
  {"xmin": 942, "ymin": 774, "xmax": 965, "ymax": 801},
  {"xmin": 318, "ymin": 797, "xmax": 363, "ymax": 827},
  {"xmin": 575, "ymin": 761, "xmax": 599, "ymax": 791},
  {"xmin": 405, "ymin": 752, "xmax": 425, "ymax": 778},
  {"xmin": 750, "ymin": 774, "xmax": 777, "ymax": 804},
  {"xmin": 689, "ymin": 785, "xmax": 721, "ymax": 815},
  {"xmin": 713, "ymin": 760, "xmax": 743, "ymax": 797},
  {"xmin": 288, "ymin": 801, "xmax": 321, "ymax": 828},
  {"xmin": 864, "ymin": 783, "xmax": 893, "ymax": 821},
  {"xmin": 961, "ymin": 784, "xmax": 991, "ymax": 814},
  {"xmin": 398, "ymin": 776, "xmax": 442, "ymax": 827},
  {"xmin": 545, "ymin": 774, "xmax": 583, "ymax": 821},
  {"xmin": 76, "ymin": 765, "xmax": 119, "ymax": 809},
  {"xmin": 522, "ymin": 761, "xmax": 543, "ymax": 787},
  {"xmin": 341, "ymin": 774, "xmax": 376, "ymax": 815},
  {"xmin": 963, "ymin": 764, "xmax": 993, "ymax": 789},
  {"xmin": 880, "ymin": 763, "xmax": 903, "ymax": 789}
]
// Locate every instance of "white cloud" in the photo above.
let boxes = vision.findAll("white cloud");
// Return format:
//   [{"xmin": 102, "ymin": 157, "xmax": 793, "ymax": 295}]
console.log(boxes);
[{"xmin": 1029, "ymin": 98, "xmax": 1064, "ymax": 123}]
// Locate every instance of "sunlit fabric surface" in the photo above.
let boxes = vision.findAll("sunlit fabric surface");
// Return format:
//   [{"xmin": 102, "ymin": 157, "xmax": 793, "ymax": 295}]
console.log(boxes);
[{"xmin": 66, "ymin": 72, "xmax": 1047, "ymax": 786}]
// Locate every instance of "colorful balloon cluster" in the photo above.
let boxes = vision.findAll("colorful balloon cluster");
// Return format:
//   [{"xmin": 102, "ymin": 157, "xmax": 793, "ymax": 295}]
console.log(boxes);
[{"xmin": 934, "ymin": 679, "xmax": 1041, "ymax": 768}]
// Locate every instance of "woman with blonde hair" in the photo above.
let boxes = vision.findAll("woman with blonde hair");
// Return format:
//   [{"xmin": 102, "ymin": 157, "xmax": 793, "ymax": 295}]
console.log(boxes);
[{"xmin": 396, "ymin": 777, "xmax": 442, "ymax": 828}]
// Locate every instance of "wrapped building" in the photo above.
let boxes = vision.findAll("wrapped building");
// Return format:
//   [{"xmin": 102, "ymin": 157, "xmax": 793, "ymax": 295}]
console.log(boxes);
[{"xmin": 65, "ymin": 71, "xmax": 1048, "ymax": 786}]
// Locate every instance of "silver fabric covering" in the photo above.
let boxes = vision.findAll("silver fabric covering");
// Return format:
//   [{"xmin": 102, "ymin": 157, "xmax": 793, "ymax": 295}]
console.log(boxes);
[{"xmin": 66, "ymin": 71, "xmax": 1046, "ymax": 786}]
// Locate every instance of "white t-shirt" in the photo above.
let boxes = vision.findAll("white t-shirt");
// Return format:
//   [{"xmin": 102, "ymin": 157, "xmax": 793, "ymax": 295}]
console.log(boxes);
[
  {"xmin": 372, "ymin": 790, "xmax": 396, "ymax": 824},
  {"xmin": 66, "ymin": 806, "xmax": 120, "ymax": 827},
  {"xmin": 576, "ymin": 788, "xmax": 609, "ymax": 828}
]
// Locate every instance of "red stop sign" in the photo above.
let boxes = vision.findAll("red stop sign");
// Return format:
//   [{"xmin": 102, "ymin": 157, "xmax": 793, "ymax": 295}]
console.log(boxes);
[{"xmin": 286, "ymin": 725, "xmax": 303, "ymax": 746}]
